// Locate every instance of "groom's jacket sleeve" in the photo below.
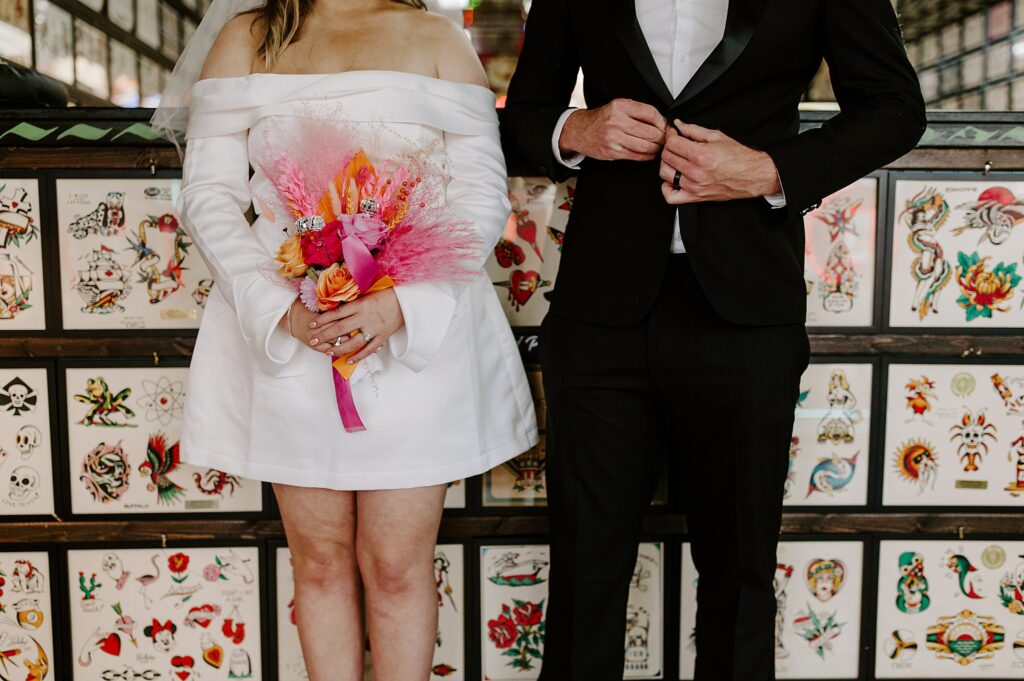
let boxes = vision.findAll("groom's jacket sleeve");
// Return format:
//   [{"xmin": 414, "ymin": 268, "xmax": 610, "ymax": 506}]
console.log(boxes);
[
  {"xmin": 764, "ymin": 0, "xmax": 927, "ymax": 220},
  {"xmin": 500, "ymin": 0, "xmax": 580, "ymax": 183}
]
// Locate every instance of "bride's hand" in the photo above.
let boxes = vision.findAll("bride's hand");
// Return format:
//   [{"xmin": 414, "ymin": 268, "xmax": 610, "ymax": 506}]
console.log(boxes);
[{"xmin": 305, "ymin": 289, "xmax": 405, "ymax": 362}]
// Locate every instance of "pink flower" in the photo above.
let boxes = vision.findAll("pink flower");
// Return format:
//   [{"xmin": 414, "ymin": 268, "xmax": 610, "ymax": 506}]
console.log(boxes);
[
  {"xmin": 203, "ymin": 564, "xmax": 221, "ymax": 582},
  {"xmin": 299, "ymin": 277, "xmax": 319, "ymax": 312},
  {"xmin": 339, "ymin": 213, "xmax": 388, "ymax": 250}
]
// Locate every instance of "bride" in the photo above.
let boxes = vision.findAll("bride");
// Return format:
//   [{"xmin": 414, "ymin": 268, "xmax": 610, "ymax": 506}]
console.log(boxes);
[{"xmin": 153, "ymin": 1, "xmax": 538, "ymax": 679}]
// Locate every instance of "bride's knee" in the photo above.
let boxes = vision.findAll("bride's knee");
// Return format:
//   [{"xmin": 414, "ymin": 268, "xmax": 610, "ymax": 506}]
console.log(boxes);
[
  {"xmin": 290, "ymin": 539, "xmax": 360, "ymax": 592},
  {"xmin": 356, "ymin": 544, "xmax": 430, "ymax": 599}
]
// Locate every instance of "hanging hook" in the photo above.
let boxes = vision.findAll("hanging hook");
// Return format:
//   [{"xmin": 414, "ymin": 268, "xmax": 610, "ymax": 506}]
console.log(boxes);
[
  {"xmin": 961, "ymin": 346, "xmax": 976, "ymax": 358},
  {"xmin": 957, "ymin": 526, "xmax": 965, "ymax": 541},
  {"xmin": 148, "ymin": 157, "xmax": 157, "ymax": 176},
  {"xmin": 161, "ymin": 533, "xmax": 168, "ymax": 549},
  {"xmin": 153, "ymin": 352, "xmax": 160, "ymax": 367},
  {"xmin": 983, "ymin": 160, "xmax": 993, "ymax": 176}
]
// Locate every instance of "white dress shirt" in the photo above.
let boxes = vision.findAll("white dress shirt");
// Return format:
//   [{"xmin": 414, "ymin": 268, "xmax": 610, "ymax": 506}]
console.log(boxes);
[{"xmin": 551, "ymin": 0, "xmax": 786, "ymax": 253}]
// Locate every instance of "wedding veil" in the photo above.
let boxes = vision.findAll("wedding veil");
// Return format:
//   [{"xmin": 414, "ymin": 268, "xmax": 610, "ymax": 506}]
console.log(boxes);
[{"xmin": 149, "ymin": 0, "xmax": 264, "ymax": 144}]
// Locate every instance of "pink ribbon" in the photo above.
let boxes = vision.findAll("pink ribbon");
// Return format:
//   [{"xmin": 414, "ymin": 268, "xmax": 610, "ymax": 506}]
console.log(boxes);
[{"xmin": 333, "ymin": 367, "xmax": 365, "ymax": 433}]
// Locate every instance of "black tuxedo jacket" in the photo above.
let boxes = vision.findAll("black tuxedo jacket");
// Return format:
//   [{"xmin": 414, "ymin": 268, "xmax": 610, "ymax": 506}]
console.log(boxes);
[{"xmin": 501, "ymin": 0, "xmax": 926, "ymax": 326}]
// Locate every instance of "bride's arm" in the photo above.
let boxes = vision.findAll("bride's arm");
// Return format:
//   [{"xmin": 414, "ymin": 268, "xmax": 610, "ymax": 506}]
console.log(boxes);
[
  {"xmin": 177, "ymin": 14, "xmax": 302, "ymax": 374},
  {"xmin": 386, "ymin": 17, "xmax": 511, "ymax": 372}
]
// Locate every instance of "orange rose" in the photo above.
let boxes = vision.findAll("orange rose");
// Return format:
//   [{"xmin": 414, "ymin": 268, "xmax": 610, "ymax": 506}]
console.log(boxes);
[
  {"xmin": 316, "ymin": 263, "xmax": 360, "ymax": 311},
  {"xmin": 275, "ymin": 235, "xmax": 308, "ymax": 278}
]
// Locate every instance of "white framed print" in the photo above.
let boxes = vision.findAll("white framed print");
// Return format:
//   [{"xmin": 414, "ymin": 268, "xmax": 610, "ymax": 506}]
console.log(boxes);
[
  {"xmin": 56, "ymin": 177, "xmax": 211, "ymax": 330},
  {"xmin": 486, "ymin": 177, "xmax": 570, "ymax": 327},
  {"xmin": 888, "ymin": 176, "xmax": 1024, "ymax": 330},
  {"xmin": 0, "ymin": 550, "xmax": 55, "ymax": 680},
  {"xmin": 33, "ymin": 0, "xmax": 74, "ymax": 85},
  {"xmin": 67, "ymin": 545, "xmax": 263, "ymax": 680},
  {"xmin": 74, "ymin": 17, "xmax": 109, "ymax": 99},
  {"xmin": 681, "ymin": 540, "xmax": 864, "ymax": 679},
  {"xmin": 0, "ymin": 0, "xmax": 32, "ymax": 66},
  {"xmin": 625, "ymin": 543, "xmax": 664, "ymax": 679},
  {"xmin": 0, "ymin": 366, "xmax": 56, "ymax": 517},
  {"xmin": 480, "ymin": 544, "xmax": 549, "ymax": 680},
  {"xmin": 136, "ymin": 0, "xmax": 160, "ymax": 48},
  {"xmin": 108, "ymin": 0, "xmax": 135, "ymax": 32},
  {"xmin": 804, "ymin": 178, "xmax": 879, "ymax": 327},
  {"xmin": 443, "ymin": 480, "xmax": 466, "ymax": 509},
  {"xmin": 483, "ymin": 441, "xmax": 547, "ymax": 507},
  {"xmin": 109, "ymin": 40, "xmax": 140, "ymax": 108},
  {"xmin": 786, "ymin": 361, "xmax": 873, "ymax": 507},
  {"xmin": 0, "ymin": 178, "xmax": 46, "ymax": 331},
  {"xmin": 875, "ymin": 539, "xmax": 1024, "ymax": 678},
  {"xmin": 882, "ymin": 361, "xmax": 1024, "ymax": 507},
  {"xmin": 64, "ymin": 365, "xmax": 264, "ymax": 515}
]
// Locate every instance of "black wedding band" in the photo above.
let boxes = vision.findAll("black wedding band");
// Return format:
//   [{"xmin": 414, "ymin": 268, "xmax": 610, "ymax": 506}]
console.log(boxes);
[{"xmin": 672, "ymin": 170, "xmax": 682, "ymax": 190}]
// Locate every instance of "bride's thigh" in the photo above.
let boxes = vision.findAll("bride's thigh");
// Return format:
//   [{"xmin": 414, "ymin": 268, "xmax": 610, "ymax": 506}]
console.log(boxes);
[{"xmin": 273, "ymin": 484, "xmax": 358, "ymax": 576}]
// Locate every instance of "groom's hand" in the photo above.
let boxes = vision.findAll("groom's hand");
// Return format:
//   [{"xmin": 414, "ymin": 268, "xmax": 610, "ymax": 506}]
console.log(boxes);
[
  {"xmin": 659, "ymin": 120, "xmax": 782, "ymax": 205},
  {"xmin": 559, "ymin": 99, "xmax": 668, "ymax": 162}
]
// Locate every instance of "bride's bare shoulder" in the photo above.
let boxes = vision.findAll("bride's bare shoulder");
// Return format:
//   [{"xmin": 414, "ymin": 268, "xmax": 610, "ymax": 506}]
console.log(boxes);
[
  {"xmin": 198, "ymin": 11, "xmax": 261, "ymax": 81},
  {"xmin": 409, "ymin": 11, "xmax": 488, "ymax": 88}
]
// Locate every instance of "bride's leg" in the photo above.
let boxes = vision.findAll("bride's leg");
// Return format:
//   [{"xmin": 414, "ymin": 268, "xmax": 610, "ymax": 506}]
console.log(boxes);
[
  {"xmin": 356, "ymin": 485, "xmax": 447, "ymax": 681},
  {"xmin": 274, "ymin": 483, "xmax": 364, "ymax": 681}
]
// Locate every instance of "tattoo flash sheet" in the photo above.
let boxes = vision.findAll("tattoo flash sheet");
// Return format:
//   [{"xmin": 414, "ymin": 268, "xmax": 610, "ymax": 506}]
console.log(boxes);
[
  {"xmin": 0, "ymin": 179, "xmax": 46, "ymax": 330},
  {"xmin": 480, "ymin": 544, "xmax": 549, "ymax": 680},
  {"xmin": 56, "ymin": 178, "xmax": 212, "ymax": 330},
  {"xmin": 625, "ymin": 543, "xmax": 664, "ymax": 679},
  {"xmin": 65, "ymin": 367, "xmax": 263, "ymax": 515},
  {"xmin": 681, "ymin": 541, "xmax": 864, "ymax": 679},
  {"xmin": 889, "ymin": 179, "xmax": 1024, "ymax": 329},
  {"xmin": 804, "ymin": 178, "xmax": 879, "ymax": 327},
  {"xmin": 0, "ymin": 551, "xmax": 54, "ymax": 680},
  {"xmin": 487, "ymin": 178, "xmax": 570, "ymax": 327},
  {"xmin": 786, "ymin": 362, "xmax": 873, "ymax": 507},
  {"xmin": 485, "ymin": 370, "xmax": 549, "ymax": 507},
  {"xmin": 875, "ymin": 540, "xmax": 1024, "ymax": 678},
  {"xmin": 275, "ymin": 544, "xmax": 465, "ymax": 681},
  {"xmin": 0, "ymin": 367, "xmax": 56, "ymax": 516},
  {"xmin": 68, "ymin": 546, "xmax": 262, "ymax": 681},
  {"xmin": 882, "ymin": 363, "xmax": 1024, "ymax": 507}
]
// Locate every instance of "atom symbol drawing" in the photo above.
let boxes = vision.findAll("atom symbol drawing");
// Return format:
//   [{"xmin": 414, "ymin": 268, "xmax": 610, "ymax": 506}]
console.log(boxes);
[{"xmin": 138, "ymin": 376, "xmax": 185, "ymax": 425}]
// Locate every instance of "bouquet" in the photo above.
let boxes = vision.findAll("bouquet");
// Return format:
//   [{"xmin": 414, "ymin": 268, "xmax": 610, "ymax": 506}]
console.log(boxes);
[{"xmin": 262, "ymin": 125, "xmax": 482, "ymax": 432}]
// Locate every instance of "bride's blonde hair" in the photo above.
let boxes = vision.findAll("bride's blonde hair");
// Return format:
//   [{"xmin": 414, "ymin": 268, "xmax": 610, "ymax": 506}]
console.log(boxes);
[{"xmin": 255, "ymin": 0, "xmax": 428, "ymax": 69}]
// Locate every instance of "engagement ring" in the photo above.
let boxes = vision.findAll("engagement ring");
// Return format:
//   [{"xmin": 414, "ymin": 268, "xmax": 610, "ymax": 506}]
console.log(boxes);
[
  {"xmin": 362, "ymin": 331, "xmax": 375, "ymax": 343},
  {"xmin": 333, "ymin": 337, "xmax": 343, "ymax": 347}
]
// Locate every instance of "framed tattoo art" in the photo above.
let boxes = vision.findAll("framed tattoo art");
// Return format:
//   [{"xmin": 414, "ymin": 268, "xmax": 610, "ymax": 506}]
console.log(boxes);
[
  {"xmin": 479, "ymin": 543, "xmax": 549, "ymax": 680},
  {"xmin": 681, "ymin": 539, "xmax": 864, "ymax": 680},
  {"xmin": 881, "ymin": 360, "xmax": 1024, "ymax": 508},
  {"xmin": 886, "ymin": 174, "xmax": 1024, "ymax": 332},
  {"xmin": 62, "ymin": 363, "xmax": 265, "ymax": 517},
  {"xmin": 0, "ymin": 176, "xmax": 46, "ymax": 331},
  {"xmin": 482, "ymin": 440, "xmax": 547, "ymax": 508},
  {"xmin": 875, "ymin": 539, "xmax": 1024, "ymax": 678},
  {"xmin": 33, "ymin": 1, "xmax": 74, "ymax": 85},
  {"xmin": 486, "ymin": 178, "xmax": 570, "ymax": 327},
  {"xmin": 0, "ymin": 364, "xmax": 57, "ymax": 518},
  {"xmin": 804, "ymin": 176, "xmax": 882, "ymax": 329},
  {"xmin": 625, "ymin": 542, "xmax": 664, "ymax": 680},
  {"xmin": 785, "ymin": 360, "xmax": 876, "ymax": 508},
  {"xmin": 66, "ymin": 544, "xmax": 264, "ymax": 681},
  {"xmin": 443, "ymin": 480, "xmax": 466, "ymax": 510},
  {"xmin": 55, "ymin": 176, "xmax": 212, "ymax": 331},
  {"xmin": 0, "ymin": 549, "xmax": 56, "ymax": 681}
]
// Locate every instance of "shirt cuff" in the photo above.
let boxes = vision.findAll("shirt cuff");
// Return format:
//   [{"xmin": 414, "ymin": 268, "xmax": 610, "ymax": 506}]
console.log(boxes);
[
  {"xmin": 551, "ymin": 108, "xmax": 585, "ymax": 169},
  {"xmin": 764, "ymin": 171, "xmax": 787, "ymax": 209}
]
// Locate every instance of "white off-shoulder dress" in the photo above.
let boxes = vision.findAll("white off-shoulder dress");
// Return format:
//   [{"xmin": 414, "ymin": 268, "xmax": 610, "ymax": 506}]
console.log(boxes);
[{"xmin": 177, "ymin": 71, "xmax": 538, "ymax": 490}]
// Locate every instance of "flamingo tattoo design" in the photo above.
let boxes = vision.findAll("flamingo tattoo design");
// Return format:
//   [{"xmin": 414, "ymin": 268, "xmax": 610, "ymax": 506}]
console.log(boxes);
[{"xmin": 136, "ymin": 554, "xmax": 161, "ymax": 608}]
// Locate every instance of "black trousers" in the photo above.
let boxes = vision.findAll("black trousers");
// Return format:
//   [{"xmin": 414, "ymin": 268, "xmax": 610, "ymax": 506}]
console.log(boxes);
[{"xmin": 537, "ymin": 255, "xmax": 810, "ymax": 681}]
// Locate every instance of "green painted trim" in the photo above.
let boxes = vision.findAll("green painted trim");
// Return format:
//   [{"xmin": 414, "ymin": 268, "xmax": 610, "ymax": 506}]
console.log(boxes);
[
  {"xmin": 56, "ymin": 124, "xmax": 114, "ymax": 141},
  {"xmin": 111, "ymin": 122, "xmax": 162, "ymax": 141},
  {"xmin": 0, "ymin": 122, "xmax": 59, "ymax": 141}
]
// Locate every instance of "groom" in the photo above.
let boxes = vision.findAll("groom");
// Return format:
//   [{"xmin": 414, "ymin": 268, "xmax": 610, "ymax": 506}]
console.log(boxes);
[{"xmin": 501, "ymin": 1, "xmax": 924, "ymax": 679}]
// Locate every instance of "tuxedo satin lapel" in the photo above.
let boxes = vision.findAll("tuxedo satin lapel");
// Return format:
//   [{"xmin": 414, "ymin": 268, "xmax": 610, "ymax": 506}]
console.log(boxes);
[
  {"xmin": 609, "ymin": 0, "xmax": 674, "ymax": 106},
  {"xmin": 672, "ymin": 0, "xmax": 768, "ymax": 108}
]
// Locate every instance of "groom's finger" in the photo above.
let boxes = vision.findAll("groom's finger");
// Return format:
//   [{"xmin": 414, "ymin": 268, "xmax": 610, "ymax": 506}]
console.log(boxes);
[
  {"xmin": 673, "ymin": 120, "xmax": 723, "ymax": 144},
  {"xmin": 617, "ymin": 99, "xmax": 668, "ymax": 131},
  {"xmin": 663, "ymin": 133, "xmax": 706, "ymax": 162},
  {"xmin": 661, "ymin": 182, "xmax": 701, "ymax": 205},
  {"xmin": 614, "ymin": 130, "xmax": 661, "ymax": 156}
]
